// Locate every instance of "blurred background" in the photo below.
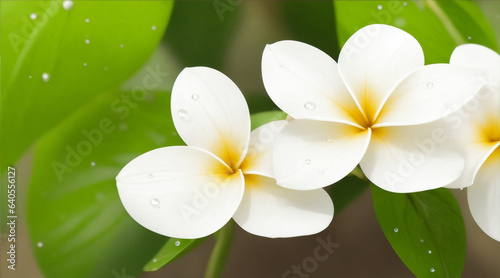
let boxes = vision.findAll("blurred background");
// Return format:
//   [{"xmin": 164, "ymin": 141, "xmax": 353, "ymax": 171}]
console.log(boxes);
[{"xmin": 1, "ymin": 1, "xmax": 500, "ymax": 277}]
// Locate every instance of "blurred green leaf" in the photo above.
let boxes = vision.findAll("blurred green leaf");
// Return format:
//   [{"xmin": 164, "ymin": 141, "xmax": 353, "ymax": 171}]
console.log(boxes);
[
  {"xmin": 250, "ymin": 110, "xmax": 287, "ymax": 130},
  {"xmin": 144, "ymin": 237, "xmax": 208, "ymax": 272},
  {"xmin": 280, "ymin": 1, "xmax": 339, "ymax": 58},
  {"xmin": 334, "ymin": 0, "xmax": 498, "ymax": 64},
  {"xmin": 27, "ymin": 89, "xmax": 184, "ymax": 278},
  {"xmin": 371, "ymin": 186, "xmax": 466, "ymax": 278},
  {"xmin": 165, "ymin": 0, "xmax": 241, "ymax": 69},
  {"xmin": 328, "ymin": 171, "xmax": 369, "ymax": 213},
  {"xmin": 0, "ymin": 0, "xmax": 173, "ymax": 166}
]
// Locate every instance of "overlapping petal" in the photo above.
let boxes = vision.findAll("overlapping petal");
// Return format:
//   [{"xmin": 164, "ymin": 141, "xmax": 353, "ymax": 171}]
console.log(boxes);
[
  {"xmin": 360, "ymin": 124, "xmax": 465, "ymax": 193},
  {"xmin": 273, "ymin": 119, "xmax": 371, "ymax": 190},
  {"xmin": 374, "ymin": 64, "xmax": 483, "ymax": 127},
  {"xmin": 233, "ymin": 175, "xmax": 333, "ymax": 238},
  {"xmin": 467, "ymin": 149, "xmax": 500, "ymax": 242},
  {"xmin": 240, "ymin": 120, "xmax": 287, "ymax": 178},
  {"xmin": 451, "ymin": 44, "xmax": 500, "ymax": 82},
  {"xmin": 338, "ymin": 24, "xmax": 424, "ymax": 122},
  {"xmin": 262, "ymin": 40, "xmax": 364, "ymax": 127},
  {"xmin": 116, "ymin": 146, "xmax": 244, "ymax": 239},
  {"xmin": 171, "ymin": 67, "xmax": 251, "ymax": 170}
]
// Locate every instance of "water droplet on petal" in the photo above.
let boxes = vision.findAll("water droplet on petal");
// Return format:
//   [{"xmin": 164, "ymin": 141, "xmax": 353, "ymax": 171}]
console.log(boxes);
[
  {"xmin": 326, "ymin": 136, "xmax": 333, "ymax": 142},
  {"xmin": 191, "ymin": 94, "xmax": 199, "ymax": 101},
  {"xmin": 430, "ymin": 268, "xmax": 435, "ymax": 273},
  {"xmin": 37, "ymin": 242, "xmax": 43, "ymax": 248},
  {"xmin": 460, "ymin": 187, "xmax": 464, "ymax": 190},
  {"xmin": 377, "ymin": 4, "xmax": 383, "ymax": 10},
  {"xmin": 150, "ymin": 198, "xmax": 160, "ymax": 208},
  {"xmin": 62, "ymin": 0, "xmax": 73, "ymax": 10},
  {"xmin": 177, "ymin": 109, "xmax": 191, "ymax": 122},
  {"xmin": 90, "ymin": 161, "xmax": 96, "ymax": 167},
  {"xmin": 42, "ymin": 73, "xmax": 50, "ymax": 82},
  {"xmin": 151, "ymin": 25, "xmax": 157, "ymax": 31},
  {"xmin": 148, "ymin": 174, "xmax": 154, "ymax": 179},
  {"xmin": 85, "ymin": 18, "xmax": 89, "ymax": 23},
  {"xmin": 318, "ymin": 169, "xmax": 325, "ymax": 175},
  {"xmin": 174, "ymin": 241, "xmax": 181, "ymax": 246},
  {"xmin": 85, "ymin": 39, "xmax": 90, "ymax": 44},
  {"xmin": 305, "ymin": 159, "xmax": 311, "ymax": 165},
  {"xmin": 394, "ymin": 228, "xmax": 399, "ymax": 233},
  {"xmin": 30, "ymin": 13, "xmax": 37, "ymax": 20},
  {"xmin": 427, "ymin": 82, "xmax": 434, "ymax": 89},
  {"xmin": 304, "ymin": 102, "xmax": 316, "ymax": 110},
  {"xmin": 428, "ymin": 250, "xmax": 432, "ymax": 254}
]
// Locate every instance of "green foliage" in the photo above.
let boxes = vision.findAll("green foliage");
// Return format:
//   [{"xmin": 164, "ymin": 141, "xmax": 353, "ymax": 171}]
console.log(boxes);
[
  {"xmin": 372, "ymin": 186, "xmax": 466, "ymax": 278},
  {"xmin": 27, "ymin": 90, "xmax": 184, "ymax": 278},
  {"xmin": 144, "ymin": 237, "xmax": 209, "ymax": 272},
  {"xmin": 334, "ymin": 0, "xmax": 498, "ymax": 64},
  {"xmin": 0, "ymin": 0, "xmax": 173, "ymax": 165}
]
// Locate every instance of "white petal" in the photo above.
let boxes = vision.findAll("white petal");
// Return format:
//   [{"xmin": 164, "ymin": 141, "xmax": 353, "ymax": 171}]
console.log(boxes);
[
  {"xmin": 116, "ymin": 146, "xmax": 244, "ymax": 239},
  {"xmin": 240, "ymin": 120, "xmax": 287, "ymax": 178},
  {"xmin": 273, "ymin": 119, "xmax": 371, "ymax": 190},
  {"xmin": 262, "ymin": 40, "xmax": 364, "ymax": 127},
  {"xmin": 468, "ymin": 148, "xmax": 500, "ymax": 242},
  {"xmin": 171, "ymin": 67, "xmax": 250, "ymax": 170},
  {"xmin": 451, "ymin": 44, "xmax": 500, "ymax": 84},
  {"xmin": 233, "ymin": 175, "xmax": 333, "ymax": 238},
  {"xmin": 338, "ymin": 24, "xmax": 424, "ymax": 122},
  {"xmin": 360, "ymin": 124, "xmax": 465, "ymax": 193},
  {"xmin": 374, "ymin": 64, "xmax": 483, "ymax": 127}
]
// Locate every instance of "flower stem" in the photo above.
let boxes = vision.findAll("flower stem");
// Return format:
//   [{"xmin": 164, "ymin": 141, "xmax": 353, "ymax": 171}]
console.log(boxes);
[{"xmin": 204, "ymin": 220, "xmax": 234, "ymax": 278}]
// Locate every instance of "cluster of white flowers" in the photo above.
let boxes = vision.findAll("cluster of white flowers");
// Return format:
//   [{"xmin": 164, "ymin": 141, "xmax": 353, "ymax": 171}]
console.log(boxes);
[{"xmin": 116, "ymin": 25, "xmax": 499, "ymax": 241}]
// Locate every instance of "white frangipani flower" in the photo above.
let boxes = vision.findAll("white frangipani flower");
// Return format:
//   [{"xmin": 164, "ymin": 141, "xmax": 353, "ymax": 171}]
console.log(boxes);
[
  {"xmin": 262, "ymin": 24, "xmax": 483, "ymax": 193},
  {"xmin": 446, "ymin": 44, "xmax": 499, "ymax": 241},
  {"xmin": 116, "ymin": 67, "xmax": 333, "ymax": 239}
]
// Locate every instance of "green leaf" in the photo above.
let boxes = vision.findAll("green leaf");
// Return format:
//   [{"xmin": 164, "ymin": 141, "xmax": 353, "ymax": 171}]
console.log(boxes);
[
  {"xmin": 0, "ymin": 0, "xmax": 173, "ymax": 165},
  {"xmin": 27, "ymin": 89, "xmax": 184, "ymax": 278},
  {"xmin": 371, "ymin": 186, "xmax": 466, "ymax": 278},
  {"xmin": 164, "ymin": 0, "xmax": 240, "ymax": 69},
  {"xmin": 328, "ymin": 170, "xmax": 369, "ymax": 213},
  {"xmin": 144, "ymin": 237, "xmax": 209, "ymax": 272},
  {"xmin": 334, "ymin": 0, "xmax": 498, "ymax": 64},
  {"xmin": 250, "ymin": 110, "xmax": 287, "ymax": 130},
  {"xmin": 279, "ymin": 0, "xmax": 339, "ymax": 58}
]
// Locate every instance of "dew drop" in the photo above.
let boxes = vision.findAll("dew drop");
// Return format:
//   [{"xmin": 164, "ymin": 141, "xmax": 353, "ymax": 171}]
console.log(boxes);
[
  {"xmin": 42, "ymin": 73, "xmax": 50, "ymax": 82},
  {"xmin": 326, "ymin": 136, "xmax": 333, "ymax": 142},
  {"xmin": 29, "ymin": 75, "xmax": 32, "ymax": 79},
  {"xmin": 120, "ymin": 44, "xmax": 124, "ymax": 48},
  {"xmin": 90, "ymin": 161, "xmax": 96, "ymax": 167},
  {"xmin": 174, "ymin": 240, "xmax": 181, "ymax": 246},
  {"xmin": 427, "ymin": 82, "xmax": 434, "ymax": 89},
  {"xmin": 191, "ymin": 94, "xmax": 199, "ymax": 101},
  {"xmin": 318, "ymin": 169, "xmax": 325, "ymax": 175},
  {"xmin": 394, "ymin": 228, "xmax": 399, "ymax": 233},
  {"xmin": 85, "ymin": 18, "xmax": 89, "ymax": 23},
  {"xmin": 85, "ymin": 39, "xmax": 90, "ymax": 44},
  {"xmin": 30, "ymin": 13, "xmax": 37, "ymax": 20},
  {"xmin": 151, "ymin": 25, "xmax": 157, "ymax": 31},
  {"xmin": 37, "ymin": 242, "xmax": 43, "ymax": 248},
  {"xmin": 152, "ymin": 258, "xmax": 157, "ymax": 263},
  {"xmin": 148, "ymin": 174, "xmax": 154, "ymax": 179},
  {"xmin": 467, "ymin": 36, "xmax": 472, "ymax": 40},
  {"xmin": 104, "ymin": 67, "xmax": 108, "ymax": 71},
  {"xmin": 428, "ymin": 250, "xmax": 432, "ymax": 254},
  {"xmin": 377, "ymin": 4, "xmax": 383, "ymax": 10},
  {"xmin": 177, "ymin": 109, "xmax": 191, "ymax": 122},
  {"xmin": 83, "ymin": 62, "xmax": 87, "ymax": 66},
  {"xmin": 420, "ymin": 239, "xmax": 424, "ymax": 243},
  {"xmin": 304, "ymin": 102, "xmax": 316, "ymax": 110},
  {"xmin": 403, "ymin": 2, "xmax": 408, "ymax": 6},
  {"xmin": 430, "ymin": 268, "xmax": 435, "ymax": 273},
  {"xmin": 460, "ymin": 187, "xmax": 464, "ymax": 191},
  {"xmin": 62, "ymin": 0, "xmax": 73, "ymax": 10},
  {"xmin": 305, "ymin": 159, "xmax": 311, "ymax": 165},
  {"xmin": 150, "ymin": 198, "xmax": 160, "ymax": 208}
]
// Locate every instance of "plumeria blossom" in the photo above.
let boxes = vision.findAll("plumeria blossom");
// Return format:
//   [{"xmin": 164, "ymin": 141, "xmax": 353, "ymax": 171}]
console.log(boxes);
[
  {"xmin": 116, "ymin": 67, "xmax": 333, "ymax": 239},
  {"xmin": 444, "ymin": 44, "xmax": 499, "ymax": 241},
  {"xmin": 262, "ymin": 24, "xmax": 484, "ymax": 193}
]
